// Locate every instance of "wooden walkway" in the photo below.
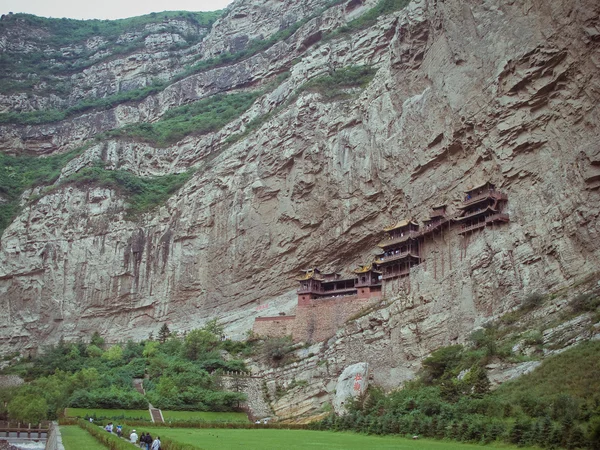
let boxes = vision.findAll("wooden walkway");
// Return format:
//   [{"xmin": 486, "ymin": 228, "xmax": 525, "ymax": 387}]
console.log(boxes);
[{"xmin": 0, "ymin": 421, "xmax": 49, "ymax": 439}]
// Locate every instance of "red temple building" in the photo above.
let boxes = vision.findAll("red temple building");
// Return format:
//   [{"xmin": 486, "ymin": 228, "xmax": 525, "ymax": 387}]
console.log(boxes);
[
  {"xmin": 374, "ymin": 220, "xmax": 421, "ymax": 280},
  {"xmin": 455, "ymin": 182, "xmax": 509, "ymax": 234},
  {"xmin": 254, "ymin": 181, "xmax": 512, "ymax": 342},
  {"xmin": 353, "ymin": 264, "xmax": 382, "ymax": 298},
  {"xmin": 296, "ymin": 268, "xmax": 360, "ymax": 305},
  {"xmin": 420, "ymin": 204, "xmax": 450, "ymax": 238}
]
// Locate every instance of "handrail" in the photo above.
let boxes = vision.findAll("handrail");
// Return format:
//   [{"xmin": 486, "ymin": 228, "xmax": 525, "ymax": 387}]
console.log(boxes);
[
  {"xmin": 375, "ymin": 250, "xmax": 419, "ymax": 264},
  {"xmin": 377, "ymin": 230, "xmax": 420, "ymax": 247},
  {"xmin": 461, "ymin": 190, "xmax": 507, "ymax": 207}
]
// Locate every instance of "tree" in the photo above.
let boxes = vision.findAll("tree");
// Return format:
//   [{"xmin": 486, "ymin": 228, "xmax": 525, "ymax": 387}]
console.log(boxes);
[
  {"xmin": 203, "ymin": 319, "xmax": 224, "ymax": 338},
  {"xmin": 7, "ymin": 395, "xmax": 48, "ymax": 424},
  {"xmin": 89, "ymin": 331, "xmax": 105, "ymax": 348},
  {"xmin": 183, "ymin": 329, "xmax": 219, "ymax": 360},
  {"xmin": 158, "ymin": 323, "xmax": 171, "ymax": 343},
  {"xmin": 143, "ymin": 341, "xmax": 160, "ymax": 358},
  {"xmin": 102, "ymin": 345, "xmax": 123, "ymax": 362},
  {"xmin": 86, "ymin": 344, "xmax": 103, "ymax": 358}
]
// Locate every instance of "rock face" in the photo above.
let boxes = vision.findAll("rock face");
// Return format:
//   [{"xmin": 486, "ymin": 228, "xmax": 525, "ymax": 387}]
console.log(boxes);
[
  {"xmin": 0, "ymin": 0, "xmax": 599, "ymax": 403},
  {"xmin": 333, "ymin": 362, "xmax": 369, "ymax": 414}
]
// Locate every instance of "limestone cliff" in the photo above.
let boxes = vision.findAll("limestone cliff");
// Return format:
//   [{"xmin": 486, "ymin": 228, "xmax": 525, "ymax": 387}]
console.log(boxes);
[{"xmin": 0, "ymin": 0, "xmax": 599, "ymax": 402}]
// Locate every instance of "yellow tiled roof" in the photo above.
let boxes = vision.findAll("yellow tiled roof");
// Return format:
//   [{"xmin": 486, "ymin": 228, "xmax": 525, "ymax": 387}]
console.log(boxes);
[
  {"xmin": 383, "ymin": 219, "xmax": 418, "ymax": 232},
  {"xmin": 464, "ymin": 181, "xmax": 494, "ymax": 193},
  {"xmin": 354, "ymin": 264, "xmax": 372, "ymax": 274}
]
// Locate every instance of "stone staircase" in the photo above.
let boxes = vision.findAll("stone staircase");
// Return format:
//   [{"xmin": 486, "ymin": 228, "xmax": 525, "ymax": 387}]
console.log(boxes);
[
  {"xmin": 150, "ymin": 408, "xmax": 163, "ymax": 423},
  {"xmin": 133, "ymin": 378, "xmax": 164, "ymax": 423}
]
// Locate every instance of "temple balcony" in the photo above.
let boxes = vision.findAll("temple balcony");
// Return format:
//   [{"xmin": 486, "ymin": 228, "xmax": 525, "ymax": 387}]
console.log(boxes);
[
  {"xmin": 381, "ymin": 267, "xmax": 411, "ymax": 280},
  {"xmin": 375, "ymin": 250, "xmax": 420, "ymax": 265},
  {"xmin": 420, "ymin": 218, "xmax": 450, "ymax": 236},
  {"xmin": 356, "ymin": 280, "xmax": 382, "ymax": 287},
  {"xmin": 460, "ymin": 190, "xmax": 508, "ymax": 208},
  {"xmin": 377, "ymin": 230, "xmax": 420, "ymax": 248},
  {"xmin": 298, "ymin": 286, "xmax": 357, "ymax": 295},
  {"xmin": 316, "ymin": 287, "xmax": 357, "ymax": 297},
  {"xmin": 458, "ymin": 213, "xmax": 509, "ymax": 235},
  {"xmin": 457, "ymin": 206, "xmax": 497, "ymax": 221}
]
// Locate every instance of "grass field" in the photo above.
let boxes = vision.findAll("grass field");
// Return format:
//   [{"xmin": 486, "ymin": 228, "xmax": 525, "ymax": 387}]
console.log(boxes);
[
  {"xmin": 141, "ymin": 428, "xmax": 530, "ymax": 450},
  {"xmin": 66, "ymin": 408, "xmax": 150, "ymax": 420},
  {"xmin": 60, "ymin": 425, "xmax": 107, "ymax": 450},
  {"xmin": 161, "ymin": 411, "xmax": 249, "ymax": 422}
]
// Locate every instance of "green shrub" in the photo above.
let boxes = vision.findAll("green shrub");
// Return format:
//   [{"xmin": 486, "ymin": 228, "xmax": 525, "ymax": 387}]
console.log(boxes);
[
  {"xmin": 299, "ymin": 65, "xmax": 377, "ymax": 100},
  {"xmin": 68, "ymin": 387, "xmax": 148, "ymax": 409},
  {"xmin": 0, "ymin": 146, "xmax": 85, "ymax": 235},
  {"xmin": 262, "ymin": 336, "xmax": 294, "ymax": 366},
  {"xmin": 325, "ymin": 0, "xmax": 410, "ymax": 40},
  {"xmin": 60, "ymin": 164, "xmax": 193, "ymax": 217},
  {"xmin": 521, "ymin": 292, "xmax": 544, "ymax": 310},
  {"xmin": 571, "ymin": 293, "xmax": 600, "ymax": 312},
  {"xmin": 103, "ymin": 91, "xmax": 260, "ymax": 147}
]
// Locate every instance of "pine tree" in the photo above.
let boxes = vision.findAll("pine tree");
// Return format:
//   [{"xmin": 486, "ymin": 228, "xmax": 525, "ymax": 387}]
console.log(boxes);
[{"xmin": 158, "ymin": 323, "xmax": 171, "ymax": 343}]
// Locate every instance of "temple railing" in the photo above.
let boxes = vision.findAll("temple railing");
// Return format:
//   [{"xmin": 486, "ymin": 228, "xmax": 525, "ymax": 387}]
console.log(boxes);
[
  {"xmin": 458, "ymin": 213, "xmax": 509, "ymax": 234},
  {"xmin": 375, "ymin": 250, "xmax": 420, "ymax": 264},
  {"xmin": 297, "ymin": 287, "xmax": 356, "ymax": 295},
  {"xmin": 381, "ymin": 268, "xmax": 411, "ymax": 279},
  {"xmin": 461, "ymin": 190, "xmax": 507, "ymax": 207},
  {"xmin": 377, "ymin": 230, "xmax": 420, "ymax": 247},
  {"xmin": 458, "ymin": 206, "xmax": 497, "ymax": 221},
  {"xmin": 486, "ymin": 212, "xmax": 510, "ymax": 223}
]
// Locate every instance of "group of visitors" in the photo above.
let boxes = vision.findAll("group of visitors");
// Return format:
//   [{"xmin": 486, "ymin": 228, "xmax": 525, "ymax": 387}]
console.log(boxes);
[
  {"xmin": 103, "ymin": 422, "xmax": 122, "ymax": 436},
  {"xmin": 129, "ymin": 429, "xmax": 161, "ymax": 450}
]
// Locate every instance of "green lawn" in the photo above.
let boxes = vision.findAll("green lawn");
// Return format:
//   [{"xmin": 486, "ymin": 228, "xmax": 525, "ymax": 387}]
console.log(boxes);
[
  {"xmin": 66, "ymin": 408, "xmax": 150, "ymax": 420},
  {"xmin": 60, "ymin": 425, "xmax": 107, "ymax": 450},
  {"xmin": 142, "ymin": 428, "xmax": 531, "ymax": 450},
  {"xmin": 161, "ymin": 410, "xmax": 249, "ymax": 422}
]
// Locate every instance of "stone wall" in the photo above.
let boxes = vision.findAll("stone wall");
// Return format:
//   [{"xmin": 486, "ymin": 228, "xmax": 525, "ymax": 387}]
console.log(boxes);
[
  {"xmin": 219, "ymin": 375, "xmax": 272, "ymax": 420},
  {"xmin": 253, "ymin": 295, "xmax": 381, "ymax": 343},
  {"xmin": 292, "ymin": 295, "xmax": 381, "ymax": 343},
  {"xmin": 253, "ymin": 315, "xmax": 296, "ymax": 339}
]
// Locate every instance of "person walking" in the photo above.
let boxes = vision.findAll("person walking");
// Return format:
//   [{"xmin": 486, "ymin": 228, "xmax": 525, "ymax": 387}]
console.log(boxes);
[
  {"xmin": 130, "ymin": 429, "xmax": 138, "ymax": 444},
  {"xmin": 151, "ymin": 436, "xmax": 161, "ymax": 450},
  {"xmin": 139, "ymin": 432, "xmax": 147, "ymax": 448},
  {"xmin": 144, "ymin": 432, "xmax": 153, "ymax": 450}
]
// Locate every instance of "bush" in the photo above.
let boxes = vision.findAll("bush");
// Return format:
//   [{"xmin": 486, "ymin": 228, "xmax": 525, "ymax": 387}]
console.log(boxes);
[
  {"xmin": 521, "ymin": 292, "xmax": 544, "ymax": 310},
  {"xmin": 68, "ymin": 387, "xmax": 148, "ymax": 409},
  {"xmin": 262, "ymin": 336, "xmax": 294, "ymax": 366},
  {"xmin": 7, "ymin": 395, "xmax": 48, "ymax": 424},
  {"xmin": 571, "ymin": 293, "xmax": 600, "ymax": 312},
  {"xmin": 299, "ymin": 65, "xmax": 377, "ymax": 100}
]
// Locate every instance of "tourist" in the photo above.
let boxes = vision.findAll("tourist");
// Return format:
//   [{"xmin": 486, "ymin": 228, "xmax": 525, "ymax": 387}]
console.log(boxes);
[
  {"xmin": 139, "ymin": 432, "xmax": 147, "ymax": 448},
  {"xmin": 130, "ymin": 429, "xmax": 139, "ymax": 444},
  {"xmin": 105, "ymin": 422, "xmax": 113, "ymax": 433},
  {"xmin": 151, "ymin": 436, "xmax": 161, "ymax": 450},
  {"xmin": 144, "ymin": 432, "xmax": 153, "ymax": 450},
  {"xmin": 116, "ymin": 425, "xmax": 122, "ymax": 438}
]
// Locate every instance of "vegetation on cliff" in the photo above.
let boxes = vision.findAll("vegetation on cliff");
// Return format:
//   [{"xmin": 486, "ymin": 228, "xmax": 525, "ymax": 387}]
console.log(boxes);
[
  {"xmin": 0, "ymin": 322, "xmax": 248, "ymax": 422},
  {"xmin": 0, "ymin": 11, "xmax": 222, "ymax": 96},
  {"xmin": 63, "ymin": 162, "xmax": 194, "ymax": 219},
  {"xmin": 103, "ymin": 91, "xmax": 261, "ymax": 147},
  {"xmin": 0, "ymin": 0, "xmax": 409, "ymax": 125},
  {"xmin": 314, "ymin": 339, "xmax": 600, "ymax": 449},
  {"xmin": 300, "ymin": 65, "xmax": 378, "ymax": 100},
  {"xmin": 0, "ymin": 147, "xmax": 85, "ymax": 235}
]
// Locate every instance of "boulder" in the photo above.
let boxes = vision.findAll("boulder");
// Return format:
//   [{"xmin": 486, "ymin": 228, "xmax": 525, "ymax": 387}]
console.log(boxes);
[{"xmin": 333, "ymin": 362, "xmax": 369, "ymax": 415}]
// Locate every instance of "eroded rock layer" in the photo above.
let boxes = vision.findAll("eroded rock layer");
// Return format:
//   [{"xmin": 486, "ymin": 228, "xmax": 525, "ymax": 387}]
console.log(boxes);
[{"xmin": 0, "ymin": 0, "xmax": 599, "ymax": 361}]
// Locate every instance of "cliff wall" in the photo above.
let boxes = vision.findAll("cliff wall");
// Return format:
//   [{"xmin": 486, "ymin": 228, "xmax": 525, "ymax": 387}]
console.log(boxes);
[{"xmin": 0, "ymin": 0, "xmax": 598, "ymax": 362}]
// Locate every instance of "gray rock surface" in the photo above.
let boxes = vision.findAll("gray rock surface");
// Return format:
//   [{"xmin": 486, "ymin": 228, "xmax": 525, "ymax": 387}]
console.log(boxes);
[
  {"xmin": 333, "ymin": 362, "xmax": 369, "ymax": 414},
  {"xmin": 0, "ymin": 0, "xmax": 598, "ymax": 417}
]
